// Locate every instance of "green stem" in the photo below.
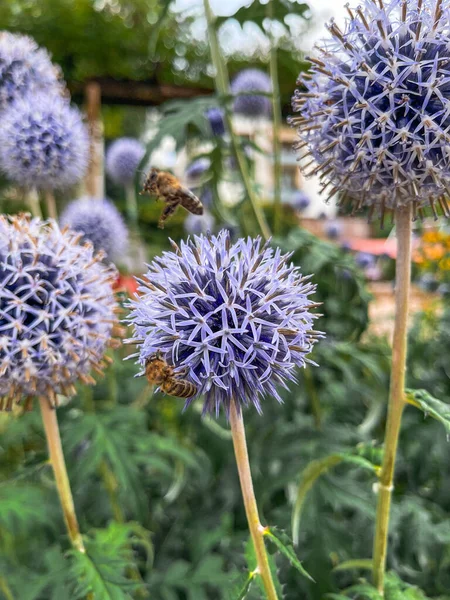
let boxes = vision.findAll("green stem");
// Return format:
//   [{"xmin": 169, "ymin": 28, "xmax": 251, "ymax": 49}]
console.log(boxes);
[
  {"xmin": 45, "ymin": 190, "xmax": 58, "ymax": 220},
  {"xmin": 26, "ymin": 189, "xmax": 43, "ymax": 219},
  {"xmin": 230, "ymin": 400, "xmax": 279, "ymax": 600},
  {"xmin": 372, "ymin": 205, "xmax": 412, "ymax": 594},
  {"xmin": 202, "ymin": 0, "xmax": 271, "ymax": 241},
  {"xmin": 267, "ymin": 0, "xmax": 282, "ymax": 235},
  {"xmin": 125, "ymin": 183, "xmax": 139, "ymax": 226},
  {"xmin": 0, "ymin": 578, "xmax": 15, "ymax": 600},
  {"xmin": 39, "ymin": 397, "xmax": 85, "ymax": 553}
]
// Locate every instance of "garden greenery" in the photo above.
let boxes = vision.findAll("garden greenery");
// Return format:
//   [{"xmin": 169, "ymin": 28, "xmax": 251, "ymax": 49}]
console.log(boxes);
[{"xmin": 1, "ymin": 1, "xmax": 450, "ymax": 599}]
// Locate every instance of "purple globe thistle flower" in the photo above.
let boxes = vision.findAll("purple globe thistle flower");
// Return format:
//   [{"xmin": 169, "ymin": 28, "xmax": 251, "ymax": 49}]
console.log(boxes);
[
  {"xmin": 60, "ymin": 197, "xmax": 128, "ymax": 262},
  {"xmin": 0, "ymin": 94, "xmax": 88, "ymax": 190},
  {"xmin": 106, "ymin": 138, "xmax": 145, "ymax": 186},
  {"xmin": 127, "ymin": 231, "xmax": 323, "ymax": 416},
  {"xmin": 201, "ymin": 187, "xmax": 213, "ymax": 208},
  {"xmin": 291, "ymin": 190, "xmax": 311, "ymax": 211},
  {"xmin": 356, "ymin": 252, "xmax": 375, "ymax": 269},
  {"xmin": 186, "ymin": 158, "xmax": 210, "ymax": 180},
  {"xmin": 325, "ymin": 220, "xmax": 342, "ymax": 240},
  {"xmin": 0, "ymin": 214, "xmax": 119, "ymax": 410},
  {"xmin": 184, "ymin": 211, "xmax": 215, "ymax": 236},
  {"xmin": 293, "ymin": 0, "xmax": 450, "ymax": 221},
  {"xmin": 205, "ymin": 107, "xmax": 226, "ymax": 136},
  {"xmin": 231, "ymin": 69, "xmax": 272, "ymax": 118},
  {"xmin": 0, "ymin": 32, "xmax": 61, "ymax": 110}
]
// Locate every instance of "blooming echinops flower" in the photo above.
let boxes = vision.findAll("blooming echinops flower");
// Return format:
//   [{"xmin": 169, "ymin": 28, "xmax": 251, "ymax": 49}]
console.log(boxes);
[
  {"xmin": 106, "ymin": 138, "xmax": 145, "ymax": 186},
  {"xmin": 0, "ymin": 94, "xmax": 88, "ymax": 190},
  {"xmin": 127, "ymin": 230, "xmax": 322, "ymax": 416},
  {"xmin": 0, "ymin": 215, "xmax": 118, "ymax": 410},
  {"xmin": 60, "ymin": 197, "xmax": 128, "ymax": 263},
  {"xmin": 0, "ymin": 32, "xmax": 61, "ymax": 109},
  {"xmin": 293, "ymin": 0, "xmax": 450, "ymax": 221}
]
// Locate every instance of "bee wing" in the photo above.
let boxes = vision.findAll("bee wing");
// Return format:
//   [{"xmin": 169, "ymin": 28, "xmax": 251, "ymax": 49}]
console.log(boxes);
[{"xmin": 177, "ymin": 187, "xmax": 204, "ymax": 215}]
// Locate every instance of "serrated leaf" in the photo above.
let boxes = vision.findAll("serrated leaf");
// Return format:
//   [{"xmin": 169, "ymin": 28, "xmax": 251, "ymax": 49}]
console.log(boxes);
[
  {"xmin": 405, "ymin": 389, "xmax": 450, "ymax": 434},
  {"xmin": 264, "ymin": 527, "xmax": 314, "ymax": 582},
  {"xmin": 245, "ymin": 537, "xmax": 282, "ymax": 598},
  {"xmin": 226, "ymin": 571, "xmax": 256, "ymax": 600},
  {"xmin": 291, "ymin": 453, "xmax": 379, "ymax": 545}
]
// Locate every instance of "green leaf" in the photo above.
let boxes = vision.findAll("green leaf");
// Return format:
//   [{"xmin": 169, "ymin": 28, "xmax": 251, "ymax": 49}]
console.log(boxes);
[
  {"xmin": 245, "ymin": 537, "xmax": 283, "ymax": 598},
  {"xmin": 69, "ymin": 523, "xmax": 148, "ymax": 600},
  {"xmin": 405, "ymin": 389, "xmax": 450, "ymax": 434},
  {"xmin": 291, "ymin": 453, "xmax": 379, "ymax": 545},
  {"xmin": 264, "ymin": 527, "xmax": 314, "ymax": 582},
  {"xmin": 226, "ymin": 571, "xmax": 256, "ymax": 600},
  {"xmin": 333, "ymin": 559, "xmax": 373, "ymax": 572},
  {"xmin": 216, "ymin": 0, "xmax": 309, "ymax": 29}
]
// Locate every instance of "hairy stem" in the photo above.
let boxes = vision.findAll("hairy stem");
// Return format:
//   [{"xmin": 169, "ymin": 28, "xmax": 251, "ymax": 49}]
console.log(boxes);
[
  {"xmin": 372, "ymin": 205, "xmax": 412, "ymax": 594},
  {"xmin": 230, "ymin": 400, "xmax": 279, "ymax": 600},
  {"xmin": 267, "ymin": 0, "xmax": 283, "ymax": 234},
  {"xmin": 45, "ymin": 190, "xmax": 58, "ymax": 220},
  {"xmin": 39, "ymin": 397, "xmax": 85, "ymax": 553},
  {"xmin": 202, "ymin": 0, "xmax": 271, "ymax": 241}
]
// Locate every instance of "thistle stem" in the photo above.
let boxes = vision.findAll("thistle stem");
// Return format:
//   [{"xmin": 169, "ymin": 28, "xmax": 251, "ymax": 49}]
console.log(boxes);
[
  {"xmin": 267, "ymin": 0, "xmax": 283, "ymax": 235},
  {"xmin": 39, "ymin": 397, "xmax": 85, "ymax": 553},
  {"xmin": 125, "ymin": 183, "xmax": 139, "ymax": 226},
  {"xmin": 202, "ymin": 0, "xmax": 271, "ymax": 241},
  {"xmin": 372, "ymin": 205, "xmax": 412, "ymax": 594},
  {"xmin": 229, "ymin": 400, "xmax": 279, "ymax": 600},
  {"xmin": 26, "ymin": 188, "xmax": 43, "ymax": 219},
  {"xmin": 45, "ymin": 190, "xmax": 58, "ymax": 220}
]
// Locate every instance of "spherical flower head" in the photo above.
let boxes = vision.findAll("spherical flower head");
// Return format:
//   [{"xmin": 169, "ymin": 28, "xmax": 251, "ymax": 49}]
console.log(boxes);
[
  {"xmin": 184, "ymin": 211, "xmax": 215, "ymax": 236},
  {"xmin": 186, "ymin": 158, "xmax": 210, "ymax": 180},
  {"xmin": 293, "ymin": 0, "xmax": 450, "ymax": 220},
  {"xmin": 60, "ymin": 197, "xmax": 128, "ymax": 262},
  {"xmin": 0, "ymin": 32, "xmax": 61, "ymax": 110},
  {"xmin": 127, "ymin": 231, "xmax": 323, "ymax": 416},
  {"xmin": 106, "ymin": 138, "xmax": 145, "ymax": 186},
  {"xmin": 231, "ymin": 69, "xmax": 272, "ymax": 118},
  {"xmin": 0, "ymin": 214, "xmax": 119, "ymax": 410},
  {"xmin": 356, "ymin": 252, "xmax": 375, "ymax": 269},
  {"xmin": 205, "ymin": 107, "xmax": 226, "ymax": 136},
  {"xmin": 291, "ymin": 190, "xmax": 311, "ymax": 211},
  {"xmin": 0, "ymin": 94, "xmax": 88, "ymax": 190},
  {"xmin": 325, "ymin": 220, "xmax": 342, "ymax": 240}
]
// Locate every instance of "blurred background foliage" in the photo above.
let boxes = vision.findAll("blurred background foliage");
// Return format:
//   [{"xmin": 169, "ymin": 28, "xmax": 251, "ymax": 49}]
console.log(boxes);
[{"xmin": 1, "ymin": 0, "xmax": 450, "ymax": 599}]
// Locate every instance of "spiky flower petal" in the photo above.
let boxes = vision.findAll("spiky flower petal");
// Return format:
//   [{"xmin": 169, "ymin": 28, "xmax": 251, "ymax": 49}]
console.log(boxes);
[
  {"xmin": 106, "ymin": 138, "xmax": 145, "ymax": 186},
  {"xmin": 293, "ymin": 0, "xmax": 450, "ymax": 220},
  {"xmin": 0, "ymin": 94, "xmax": 88, "ymax": 190},
  {"xmin": 0, "ymin": 214, "xmax": 118, "ymax": 409},
  {"xmin": 0, "ymin": 32, "xmax": 61, "ymax": 109},
  {"xmin": 60, "ymin": 197, "xmax": 128, "ymax": 263},
  {"xmin": 231, "ymin": 69, "xmax": 272, "ymax": 118},
  {"xmin": 127, "ymin": 230, "xmax": 322, "ymax": 416}
]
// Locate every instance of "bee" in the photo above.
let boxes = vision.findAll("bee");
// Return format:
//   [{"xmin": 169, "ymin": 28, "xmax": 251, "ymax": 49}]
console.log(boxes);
[
  {"xmin": 144, "ymin": 351, "xmax": 197, "ymax": 399},
  {"xmin": 142, "ymin": 168, "xmax": 204, "ymax": 229}
]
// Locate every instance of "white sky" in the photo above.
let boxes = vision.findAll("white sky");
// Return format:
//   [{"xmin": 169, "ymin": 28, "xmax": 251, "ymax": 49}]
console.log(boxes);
[{"xmin": 174, "ymin": 0, "xmax": 348, "ymax": 52}]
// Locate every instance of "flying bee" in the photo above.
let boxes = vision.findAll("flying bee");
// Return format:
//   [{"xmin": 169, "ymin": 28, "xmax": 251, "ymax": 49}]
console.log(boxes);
[
  {"xmin": 142, "ymin": 168, "xmax": 203, "ymax": 229},
  {"xmin": 144, "ymin": 351, "xmax": 197, "ymax": 399}
]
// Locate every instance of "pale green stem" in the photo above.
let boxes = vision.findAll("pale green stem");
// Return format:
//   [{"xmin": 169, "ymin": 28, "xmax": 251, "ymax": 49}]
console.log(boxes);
[
  {"xmin": 372, "ymin": 205, "xmax": 412, "ymax": 594},
  {"xmin": 39, "ymin": 397, "xmax": 85, "ymax": 553},
  {"xmin": 26, "ymin": 189, "xmax": 43, "ymax": 219},
  {"xmin": 267, "ymin": 0, "xmax": 282, "ymax": 235},
  {"xmin": 45, "ymin": 190, "xmax": 58, "ymax": 220},
  {"xmin": 202, "ymin": 0, "xmax": 271, "ymax": 241},
  {"xmin": 0, "ymin": 577, "xmax": 15, "ymax": 600},
  {"xmin": 125, "ymin": 183, "xmax": 139, "ymax": 226},
  {"xmin": 230, "ymin": 400, "xmax": 279, "ymax": 600}
]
